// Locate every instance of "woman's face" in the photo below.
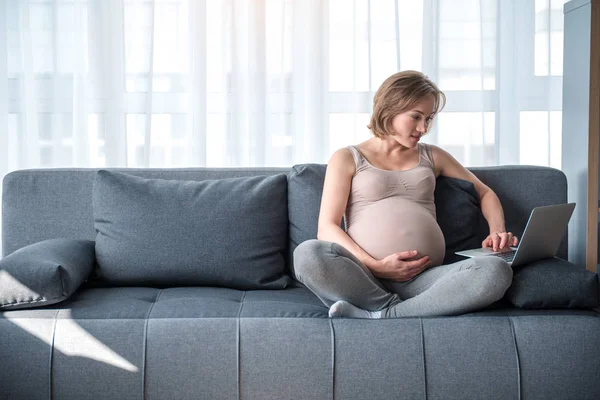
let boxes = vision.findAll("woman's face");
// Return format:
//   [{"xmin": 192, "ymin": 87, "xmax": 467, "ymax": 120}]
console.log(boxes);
[{"xmin": 389, "ymin": 95, "xmax": 436, "ymax": 148}]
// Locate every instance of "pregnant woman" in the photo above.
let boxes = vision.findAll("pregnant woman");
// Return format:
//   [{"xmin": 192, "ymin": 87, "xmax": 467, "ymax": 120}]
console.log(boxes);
[{"xmin": 293, "ymin": 70, "xmax": 518, "ymax": 318}]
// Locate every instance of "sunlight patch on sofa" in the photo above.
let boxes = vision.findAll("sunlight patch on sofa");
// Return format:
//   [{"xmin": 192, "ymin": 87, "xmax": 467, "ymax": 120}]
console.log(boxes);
[
  {"xmin": 0, "ymin": 270, "xmax": 41, "ymax": 302},
  {"xmin": 7, "ymin": 317, "xmax": 139, "ymax": 372}
]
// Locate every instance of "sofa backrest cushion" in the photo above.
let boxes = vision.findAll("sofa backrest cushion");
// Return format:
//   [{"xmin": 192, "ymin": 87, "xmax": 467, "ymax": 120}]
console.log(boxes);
[
  {"xmin": 93, "ymin": 170, "xmax": 292, "ymax": 289},
  {"xmin": 287, "ymin": 164, "xmax": 568, "ymax": 270}
]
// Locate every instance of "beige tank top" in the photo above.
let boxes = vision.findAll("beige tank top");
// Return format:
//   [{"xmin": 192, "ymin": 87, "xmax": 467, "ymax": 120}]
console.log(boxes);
[{"xmin": 344, "ymin": 143, "xmax": 446, "ymax": 266}]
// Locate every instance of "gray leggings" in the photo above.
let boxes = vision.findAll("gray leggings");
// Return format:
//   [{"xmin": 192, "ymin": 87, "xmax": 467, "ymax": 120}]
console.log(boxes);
[{"xmin": 293, "ymin": 239, "xmax": 513, "ymax": 318}]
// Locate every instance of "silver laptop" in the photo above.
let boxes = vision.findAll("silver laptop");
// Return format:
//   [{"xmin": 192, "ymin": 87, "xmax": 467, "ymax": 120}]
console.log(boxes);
[{"xmin": 455, "ymin": 203, "xmax": 575, "ymax": 267}]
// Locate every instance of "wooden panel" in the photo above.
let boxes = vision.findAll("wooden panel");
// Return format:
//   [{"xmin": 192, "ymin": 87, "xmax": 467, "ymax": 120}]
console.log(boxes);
[{"xmin": 586, "ymin": 0, "xmax": 600, "ymax": 272}]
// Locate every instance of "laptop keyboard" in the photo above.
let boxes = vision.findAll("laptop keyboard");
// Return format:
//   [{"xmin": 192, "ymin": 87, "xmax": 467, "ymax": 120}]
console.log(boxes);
[{"xmin": 493, "ymin": 250, "xmax": 516, "ymax": 262}]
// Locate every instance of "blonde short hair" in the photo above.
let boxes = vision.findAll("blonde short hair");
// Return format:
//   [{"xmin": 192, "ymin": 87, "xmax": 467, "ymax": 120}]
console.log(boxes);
[{"xmin": 367, "ymin": 70, "xmax": 446, "ymax": 138}]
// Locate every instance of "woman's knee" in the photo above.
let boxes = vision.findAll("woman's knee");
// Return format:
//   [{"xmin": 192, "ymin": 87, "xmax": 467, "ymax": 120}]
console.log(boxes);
[
  {"xmin": 475, "ymin": 257, "xmax": 513, "ymax": 299},
  {"xmin": 484, "ymin": 257, "xmax": 513, "ymax": 284},
  {"xmin": 292, "ymin": 239, "xmax": 333, "ymax": 281}
]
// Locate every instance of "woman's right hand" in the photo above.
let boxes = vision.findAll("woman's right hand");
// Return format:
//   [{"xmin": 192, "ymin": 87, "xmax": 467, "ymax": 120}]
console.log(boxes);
[{"xmin": 373, "ymin": 250, "xmax": 431, "ymax": 282}]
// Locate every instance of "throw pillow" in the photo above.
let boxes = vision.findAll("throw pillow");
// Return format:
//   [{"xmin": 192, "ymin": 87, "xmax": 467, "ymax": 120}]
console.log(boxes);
[
  {"xmin": 434, "ymin": 176, "xmax": 489, "ymax": 264},
  {"xmin": 287, "ymin": 164, "xmax": 328, "ymax": 275},
  {"xmin": 0, "ymin": 238, "xmax": 96, "ymax": 310},
  {"xmin": 93, "ymin": 170, "xmax": 292, "ymax": 289},
  {"xmin": 505, "ymin": 257, "xmax": 599, "ymax": 309}
]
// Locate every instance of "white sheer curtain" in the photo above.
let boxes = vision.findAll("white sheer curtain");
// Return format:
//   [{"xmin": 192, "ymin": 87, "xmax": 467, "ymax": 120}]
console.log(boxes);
[{"xmin": 0, "ymin": 0, "xmax": 566, "ymax": 254}]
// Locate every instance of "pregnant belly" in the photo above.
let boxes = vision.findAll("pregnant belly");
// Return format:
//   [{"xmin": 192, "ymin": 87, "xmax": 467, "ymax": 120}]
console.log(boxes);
[{"xmin": 347, "ymin": 199, "xmax": 446, "ymax": 266}]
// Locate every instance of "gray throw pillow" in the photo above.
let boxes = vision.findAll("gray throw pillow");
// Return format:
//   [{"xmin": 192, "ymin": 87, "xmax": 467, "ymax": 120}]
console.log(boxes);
[
  {"xmin": 434, "ymin": 176, "xmax": 489, "ymax": 264},
  {"xmin": 505, "ymin": 258, "xmax": 599, "ymax": 309},
  {"xmin": 93, "ymin": 170, "xmax": 292, "ymax": 289},
  {"xmin": 0, "ymin": 239, "xmax": 95, "ymax": 310},
  {"xmin": 287, "ymin": 164, "xmax": 328, "ymax": 275}
]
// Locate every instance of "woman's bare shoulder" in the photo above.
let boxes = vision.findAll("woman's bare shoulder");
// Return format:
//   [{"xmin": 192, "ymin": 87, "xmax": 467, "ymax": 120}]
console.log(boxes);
[{"xmin": 328, "ymin": 147, "xmax": 356, "ymax": 176}]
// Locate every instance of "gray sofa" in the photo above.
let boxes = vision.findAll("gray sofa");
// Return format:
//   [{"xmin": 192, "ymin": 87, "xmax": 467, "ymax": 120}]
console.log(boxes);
[{"xmin": 1, "ymin": 165, "xmax": 599, "ymax": 400}]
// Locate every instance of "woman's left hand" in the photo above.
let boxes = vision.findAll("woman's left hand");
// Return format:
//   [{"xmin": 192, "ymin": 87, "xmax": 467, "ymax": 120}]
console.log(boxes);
[{"xmin": 482, "ymin": 231, "xmax": 518, "ymax": 252}]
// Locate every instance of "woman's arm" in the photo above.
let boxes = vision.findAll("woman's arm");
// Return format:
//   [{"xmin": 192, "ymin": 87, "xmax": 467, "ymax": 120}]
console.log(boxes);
[
  {"xmin": 317, "ymin": 149, "xmax": 382, "ymax": 269},
  {"xmin": 430, "ymin": 145, "xmax": 518, "ymax": 251}
]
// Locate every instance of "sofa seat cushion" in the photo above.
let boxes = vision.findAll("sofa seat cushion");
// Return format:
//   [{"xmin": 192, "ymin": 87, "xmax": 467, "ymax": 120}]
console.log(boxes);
[
  {"xmin": 11, "ymin": 286, "xmax": 329, "ymax": 319},
  {"xmin": 3, "ymin": 286, "xmax": 597, "ymax": 321}
]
